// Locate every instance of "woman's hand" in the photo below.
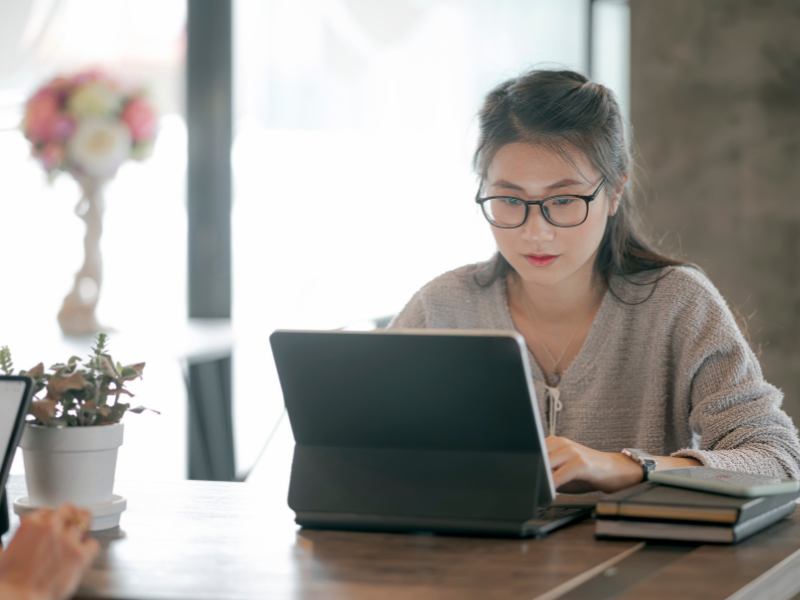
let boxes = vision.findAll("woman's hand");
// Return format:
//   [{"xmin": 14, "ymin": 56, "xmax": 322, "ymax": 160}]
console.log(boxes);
[
  {"xmin": 0, "ymin": 504, "xmax": 100, "ymax": 600},
  {"xmin": 546, "ymin": 436, "xmax": 702, "ymax": 494},
  {"xmin": 546, "ymin": 436, "xmax": 643, "ymax": 493}
]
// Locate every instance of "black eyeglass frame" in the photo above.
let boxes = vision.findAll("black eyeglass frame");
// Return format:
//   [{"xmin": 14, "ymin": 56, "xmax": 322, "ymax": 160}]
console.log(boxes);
[{"xmin": 475, "ymin": 177, "xmax": 607, "ymax": 229}]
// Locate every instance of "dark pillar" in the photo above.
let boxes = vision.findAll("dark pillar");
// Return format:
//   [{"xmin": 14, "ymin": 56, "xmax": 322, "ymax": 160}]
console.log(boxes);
[
  {"xmin": 185, "ymin": 1, "xmax": 235, "ymax": 480},
  {"xmin": 187, "ymin": 0, "xmax": 233, "ymax": 319}
]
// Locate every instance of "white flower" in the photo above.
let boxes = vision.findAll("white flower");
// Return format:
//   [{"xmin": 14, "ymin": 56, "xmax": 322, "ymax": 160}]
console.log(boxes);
[
  {"xmin": 67, "ymin": 118, "xmax": 132, "ymax": 178},
  {"xmin": 67, "ymin": 82, "xmax": 121, "ymax": 119}
]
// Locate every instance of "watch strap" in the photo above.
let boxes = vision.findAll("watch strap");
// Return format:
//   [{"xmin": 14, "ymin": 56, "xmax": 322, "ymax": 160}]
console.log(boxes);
[{"xmin": 622, "ymin": 448, "xmax": 658, "ymax": 479}]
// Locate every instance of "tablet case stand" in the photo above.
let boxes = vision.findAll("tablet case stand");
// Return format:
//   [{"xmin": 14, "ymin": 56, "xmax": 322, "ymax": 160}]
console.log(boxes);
[{"xmin": 289, "ymin": 446, "xmax": 549, "ymax": 536}]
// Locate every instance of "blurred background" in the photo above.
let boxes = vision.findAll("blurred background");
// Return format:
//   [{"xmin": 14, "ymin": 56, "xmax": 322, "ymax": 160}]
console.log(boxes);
[{"xmin": 0, "ymin": 0, "xmax": 797, "ymax": 483}]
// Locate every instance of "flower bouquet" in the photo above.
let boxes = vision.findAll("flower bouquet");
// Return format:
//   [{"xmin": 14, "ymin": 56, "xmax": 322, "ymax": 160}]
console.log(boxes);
[
  {"xmin": 23, "ymin": 70, "xmax": 157, "ymax": 180},
  {"xmin": 22, "ymin": 71, "xmax": 158, "ymax": 335}
]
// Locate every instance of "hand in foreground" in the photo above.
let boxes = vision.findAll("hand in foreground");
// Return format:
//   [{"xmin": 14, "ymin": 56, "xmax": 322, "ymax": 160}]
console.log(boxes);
[
  {"xmin": 546, "ymin": 436, "xmax": 702, "ymax": 494},
  {"xmin": 0, "ymin": 504, "xmax": 100, "ymax": 600}
]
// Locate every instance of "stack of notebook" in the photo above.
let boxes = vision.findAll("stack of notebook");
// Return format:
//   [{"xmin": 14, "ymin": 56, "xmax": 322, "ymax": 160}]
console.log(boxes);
[{"xmin": 595, "ymin": 482, "xmax": 800, "ymax": 543}]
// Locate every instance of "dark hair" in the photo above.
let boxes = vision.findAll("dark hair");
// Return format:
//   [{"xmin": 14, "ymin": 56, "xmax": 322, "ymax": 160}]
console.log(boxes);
[{"xmin": 473, "ymin": 69, "xmax": 688, "ymax": 303}]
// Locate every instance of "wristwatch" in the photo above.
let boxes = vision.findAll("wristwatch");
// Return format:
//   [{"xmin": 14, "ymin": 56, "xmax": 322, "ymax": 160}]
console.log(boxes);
[{"xmin": 622, "ymin": 448, "xmax": 658, "ymax": 481}]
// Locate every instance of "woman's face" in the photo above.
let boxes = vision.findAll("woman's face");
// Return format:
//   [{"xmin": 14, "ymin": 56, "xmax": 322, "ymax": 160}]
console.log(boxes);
[{"xmin": 484, "ymin": 142, "xmax": 616, "ymax": 290}]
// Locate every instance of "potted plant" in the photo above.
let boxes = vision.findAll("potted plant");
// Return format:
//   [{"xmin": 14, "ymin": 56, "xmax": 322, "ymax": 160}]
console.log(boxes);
[{"xmin": 0, "ymin": 333, "xmax": 154, "ymax": 529}]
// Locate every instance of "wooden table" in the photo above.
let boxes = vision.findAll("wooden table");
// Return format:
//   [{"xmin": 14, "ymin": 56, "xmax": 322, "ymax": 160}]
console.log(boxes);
[{"xmin": 3, "ymin": 474, "xmax": 800, "ymax": 600}]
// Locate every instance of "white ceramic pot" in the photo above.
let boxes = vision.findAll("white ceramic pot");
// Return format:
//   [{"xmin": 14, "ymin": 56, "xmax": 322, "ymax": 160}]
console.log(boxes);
[{"xmin": 19, "ymin": 422, "xmax": 123, "ymax": 507}]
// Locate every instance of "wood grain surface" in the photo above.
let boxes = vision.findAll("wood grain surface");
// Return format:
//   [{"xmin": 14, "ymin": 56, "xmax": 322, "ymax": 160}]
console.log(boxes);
[
  {"xmin": 3, "ymin": 475, "xmax": 639, "ymax": 600},
  {"xmin": 4, "ymin": 473, "xmax": 800, "ymax": 600}
]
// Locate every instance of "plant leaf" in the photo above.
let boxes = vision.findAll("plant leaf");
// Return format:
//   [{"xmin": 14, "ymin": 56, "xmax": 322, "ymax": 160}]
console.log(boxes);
[
  {"xmin": 0, "ymin": 346, "xmax": 13, "ymax": 375},
  {"xmin": 68, "ymin": 355, "xmax": 83, "ymax": 364},
  {"xmin": 129, "ymin": 405, "xmax": 160, "ymax": 415},
  {"xmin": 31, "ymin": 399, "xmax": 57, "ymax": 421},
  {"xmin": 79, "ymin": 400, "xmax": 98, "ymax": 426},
  {"xmin": 46, "ymin": 370, "xmax": 87, "ymax": 401},
  {"xmin": 99, "ymin": 354, "xmax": 119, "ymax": 379},
  {"xmin": 119, "ymin": 362, "xmax": 145, "ymax": 382},
  {"xmin": 95, "ymin": 402, "xmax": 130, "ymax": 425},
  {"xmin": 22, "ymin": 363, "xmax": 45, "ymax": 379}
]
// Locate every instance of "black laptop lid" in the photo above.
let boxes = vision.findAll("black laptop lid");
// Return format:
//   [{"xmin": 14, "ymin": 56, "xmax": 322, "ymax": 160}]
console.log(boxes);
[{"xmin": 270, "ymin": 330, "xmax": 556, "ymax": 526}]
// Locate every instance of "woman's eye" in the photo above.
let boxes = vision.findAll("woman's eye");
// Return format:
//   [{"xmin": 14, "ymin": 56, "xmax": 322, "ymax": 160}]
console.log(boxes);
[
  {"xmin": 552, "ymin": 197, "xmax": 577, "ymax": 206},
  {"xmin": 500, "ymin": 197, "xmax": 523, "ymax": 205}
]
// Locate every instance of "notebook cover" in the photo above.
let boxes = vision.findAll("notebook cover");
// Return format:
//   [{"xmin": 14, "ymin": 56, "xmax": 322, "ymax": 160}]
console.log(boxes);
[
  {"xmin": 596, "ymin": 482, "xmax": 800, "ymax": 524},
  {"xmin": 595, "ymin": 501, "xmax": 795, "ymax": 544}
]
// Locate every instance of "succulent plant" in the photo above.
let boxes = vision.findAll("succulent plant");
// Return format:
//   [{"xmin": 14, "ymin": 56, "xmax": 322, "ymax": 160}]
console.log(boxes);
[{"xmin": 0, "ymin": 333, "xmax": 157, "ymax": 426}]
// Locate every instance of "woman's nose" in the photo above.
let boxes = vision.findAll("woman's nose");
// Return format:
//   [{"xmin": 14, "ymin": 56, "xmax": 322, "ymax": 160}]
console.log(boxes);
[{"xmin": 520, "ymin": 206, "xmax": 556, "ymax": 242}]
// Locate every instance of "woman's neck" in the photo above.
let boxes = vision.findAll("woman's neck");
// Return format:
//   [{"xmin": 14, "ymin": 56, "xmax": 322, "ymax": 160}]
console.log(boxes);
[{"xmin": 510, "ymin": 269, "xmax": 602, "ymax": 327}]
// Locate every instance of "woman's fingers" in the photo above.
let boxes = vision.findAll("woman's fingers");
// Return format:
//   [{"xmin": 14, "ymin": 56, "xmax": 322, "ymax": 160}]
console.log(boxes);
[
  {"xmin": 56, "ymin": 504, "xmax": 82, "ymax": 538},
  {"xmin": 548, "ymin": 445, "xmax": 580, "ymax": 470},
  {"xmin": 81, "ymin": 537, "xmax": 101, "ymax": 567},
  {"xmin": 549, "ymin": 446, "xmax": 592, "ymax": 488},
  {"xmin": 545, "ymin": 435, "xmax": 572, "ymax": 453},
  {"xmin": 0, "ymin": 504, "xmax": 99, "ymax": 600},
  {"xmin": 551, "ymin": 457, "xmax": 586, "ymax": 490}
]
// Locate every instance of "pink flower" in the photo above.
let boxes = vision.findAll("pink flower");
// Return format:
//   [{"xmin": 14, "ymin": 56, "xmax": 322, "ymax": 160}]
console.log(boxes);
[
  {"xmin": 121, "ymin": 97, "xmax": 157, "ymax": 142},
  {"xmin": 36, "ymin": 142, "xmax": 64, "ymax": 172},
  {"xmin": 70, "ymin": 70, "xmax": 105, "ymax": 86},
  {"xmin": 46, "ymin": 115, "xmax": 75, "ymax": 140},
  {"xmin": 24, "ymin": 90, "xmax": 60, "ymax": 143}
]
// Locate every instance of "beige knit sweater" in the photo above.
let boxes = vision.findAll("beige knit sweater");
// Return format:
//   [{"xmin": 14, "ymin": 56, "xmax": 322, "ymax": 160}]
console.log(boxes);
[{"xmin": 389, "ymin": 258, "xmax": 800, "ymax": 479}]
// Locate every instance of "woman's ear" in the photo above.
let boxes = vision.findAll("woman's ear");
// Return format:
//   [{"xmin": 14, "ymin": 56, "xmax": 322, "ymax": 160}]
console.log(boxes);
[{"xmin": 608, "ymin": 174, "xmax": 628, "ymax": 216}]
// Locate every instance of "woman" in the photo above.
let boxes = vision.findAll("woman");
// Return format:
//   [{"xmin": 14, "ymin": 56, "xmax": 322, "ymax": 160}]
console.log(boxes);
[
  {"xmin": 389, "ymin": 69, "xmax": 800, "ymax": 494},
  {"xmin": 0, "ymin": 504, "xmax": 98, "ymax": 600}
]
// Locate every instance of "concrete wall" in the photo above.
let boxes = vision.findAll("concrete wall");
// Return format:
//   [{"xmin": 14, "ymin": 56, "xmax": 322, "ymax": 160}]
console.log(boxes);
[{"xmin": 630, "ymin": 0, "xmax": 800, "ymax": 423}]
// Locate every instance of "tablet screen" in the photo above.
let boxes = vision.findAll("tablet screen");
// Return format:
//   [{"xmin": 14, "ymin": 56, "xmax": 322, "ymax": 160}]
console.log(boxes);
[
  {"xmin": 0, "ymin": 379, "xmax": 29, "ymax": 480},
  {"xmin": 0, "ymin": 379, "xmax": 26, "ymax": 453}
]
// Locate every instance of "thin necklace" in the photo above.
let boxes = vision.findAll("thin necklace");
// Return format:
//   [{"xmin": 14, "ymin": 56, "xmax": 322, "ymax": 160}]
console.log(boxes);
[{"xmin": 520, "ymin": 286, "xmax": 600, "ymax": 387}]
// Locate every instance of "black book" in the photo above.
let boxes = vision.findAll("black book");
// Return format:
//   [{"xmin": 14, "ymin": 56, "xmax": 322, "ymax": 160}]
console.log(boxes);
[
  {"xmin": 595, "ymin": 501, "xmax": 795, "ymax": 544},
  {"xmin": 596, "ymin": 482, "xmax": 800, "ymax": 524}
]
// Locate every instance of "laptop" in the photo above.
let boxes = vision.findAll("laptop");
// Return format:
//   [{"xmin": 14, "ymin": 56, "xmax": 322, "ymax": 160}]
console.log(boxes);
[
  {"xmin": 269, "ymin": 329, "xmax": 592, "ymax": 538},
  {"xmin": 0, "ymin": 376, "xmax": 35, "ymax": 536}
]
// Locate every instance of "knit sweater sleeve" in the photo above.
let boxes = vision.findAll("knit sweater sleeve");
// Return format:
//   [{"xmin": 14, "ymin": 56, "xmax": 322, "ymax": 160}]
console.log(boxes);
[
  {"xmin": 388, "ymin": 290, "xmax": 427, "ymax": 329},
  {"xmin": 667, "ymin": 269, "xmax": 800, "ymax": 479}
]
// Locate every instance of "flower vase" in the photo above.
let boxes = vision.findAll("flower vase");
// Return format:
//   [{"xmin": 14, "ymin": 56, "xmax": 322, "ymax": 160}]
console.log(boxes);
[{"xmin": 58, "ymin": 177, "xmax": 107, "ymax": 336}]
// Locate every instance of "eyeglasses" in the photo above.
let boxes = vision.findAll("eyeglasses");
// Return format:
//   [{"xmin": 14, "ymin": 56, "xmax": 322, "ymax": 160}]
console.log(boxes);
[{"xmin": 475, "ymin": 177, "xmax": 607, "ymax": 229}]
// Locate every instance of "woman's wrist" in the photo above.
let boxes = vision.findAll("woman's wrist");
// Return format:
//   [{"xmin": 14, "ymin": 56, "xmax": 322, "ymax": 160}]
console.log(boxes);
[
  {"xmin": 612, "ymin": 452, "xmax": 648, "ymax": 490},
  {"xmin": 654, "ymin": 456, "xmax": 702, "ymax": 471},
  {"xmin": 606, "ymin": 454, "xmax": 701, "ymax": 494}
]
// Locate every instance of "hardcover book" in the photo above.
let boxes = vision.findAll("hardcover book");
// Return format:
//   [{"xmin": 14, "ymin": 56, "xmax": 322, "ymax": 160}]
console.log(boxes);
[{"xmin": 596, "ymin": 482, "xmax": 800, "ymax": 524}]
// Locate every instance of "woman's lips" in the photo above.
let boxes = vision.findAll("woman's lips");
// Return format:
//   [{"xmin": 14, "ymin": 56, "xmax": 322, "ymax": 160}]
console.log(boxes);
[{"xmin": 524, "ymin": 254, "xmax": 559, "ymax": 267}]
